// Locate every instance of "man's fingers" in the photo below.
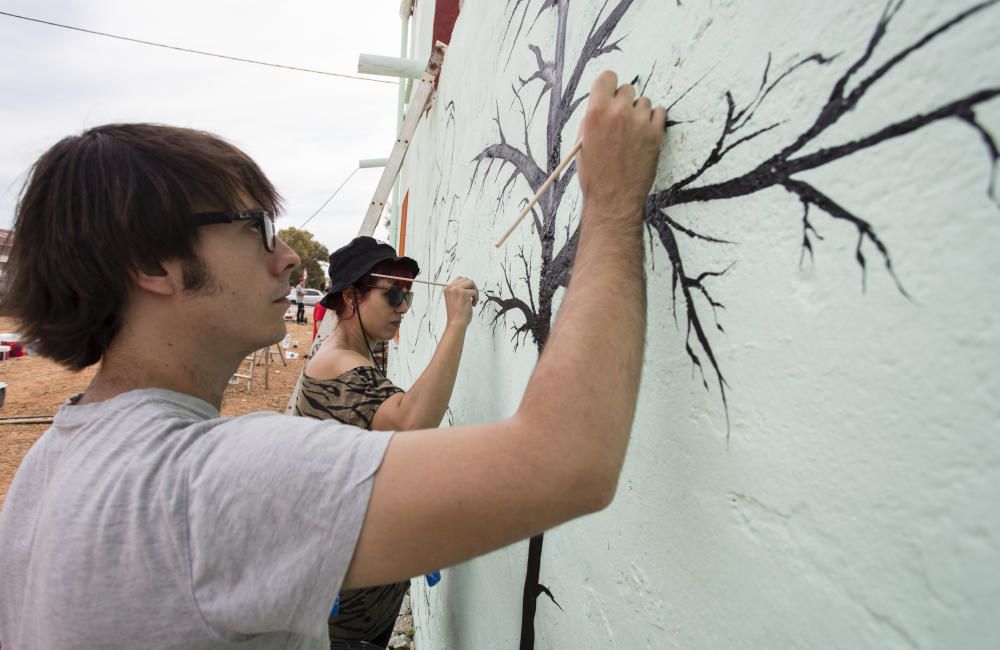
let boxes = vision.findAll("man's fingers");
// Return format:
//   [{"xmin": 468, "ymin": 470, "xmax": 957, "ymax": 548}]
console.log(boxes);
[
  {"xmin": 651, "ymin": 106, "xmax": 668, "ymax": 131},
  {"xmin": 634, "ymin": 96, "xmax": 652, "ymax": 112},
  {"xmin": 616, "ymin": 83, "xmax": 636, "ymax": 105},
  {"xmin": 589, "ymin": 70, "xmax": 619, "ymax": 107}
]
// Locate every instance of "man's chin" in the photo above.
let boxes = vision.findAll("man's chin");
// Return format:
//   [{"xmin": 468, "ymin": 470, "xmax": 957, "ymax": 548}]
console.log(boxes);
[
  {"xmin": 252, "ymin": 321, "xmax": 287, "ymax": 350},
  {"xmin": 269, "ymin": 323, "xmax": 288, "ymax": 345}
]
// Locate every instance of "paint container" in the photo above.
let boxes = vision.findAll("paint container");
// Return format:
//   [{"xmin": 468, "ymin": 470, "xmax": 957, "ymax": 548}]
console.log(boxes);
[
  {"xmin": 0, "ymin": 332, "xmax": 24, "ymax": 358},
  {"xmin": 0, "ymin": 382, "xmax": 7, "ymax": 408}
]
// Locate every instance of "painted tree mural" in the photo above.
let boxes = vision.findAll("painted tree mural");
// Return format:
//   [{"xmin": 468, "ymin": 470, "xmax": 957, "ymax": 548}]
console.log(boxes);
[
  {"xmin": 414, "ymin": 100, "xmax": 463, "ymax": 351},
  {"xmin": 403, "ymin": 100, "xmax": 463, "ymax": 426},
  {"xmin": 468, "ymin": 0, "xmax": 999, "ymax": 646}
]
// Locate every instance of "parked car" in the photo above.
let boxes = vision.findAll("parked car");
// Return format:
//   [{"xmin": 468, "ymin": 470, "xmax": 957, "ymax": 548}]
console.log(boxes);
[{"xmin": 286, "ymin": 287, "xmax": 324, "ymax": 306}]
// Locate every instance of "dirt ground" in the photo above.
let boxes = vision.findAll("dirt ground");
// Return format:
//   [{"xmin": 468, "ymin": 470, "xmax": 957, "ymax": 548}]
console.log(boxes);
[{"xmin": 0, "ymin": 316, "xmax": 317, "ymax": 508}]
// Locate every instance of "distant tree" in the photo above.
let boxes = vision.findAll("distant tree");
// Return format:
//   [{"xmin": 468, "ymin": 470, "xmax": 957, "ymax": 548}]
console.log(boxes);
[{"xmin": 277, "ymin": 227, "xmax": 329, "ymax": 289}]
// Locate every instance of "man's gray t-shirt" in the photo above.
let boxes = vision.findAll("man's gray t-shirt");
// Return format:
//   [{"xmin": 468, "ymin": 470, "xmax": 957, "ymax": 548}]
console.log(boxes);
[{"xmin": 0, "ymin": 388, "xmax": 393, "ymax": 649}]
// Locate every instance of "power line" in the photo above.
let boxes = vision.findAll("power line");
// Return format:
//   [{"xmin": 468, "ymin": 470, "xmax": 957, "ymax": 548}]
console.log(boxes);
[
  {"xmin": 299, "ymin": 168, "xmax": 360, "ymax": 229},
  {"xmin": 0, "ymin": 10, "xmax": 395, "ymax": 84}
]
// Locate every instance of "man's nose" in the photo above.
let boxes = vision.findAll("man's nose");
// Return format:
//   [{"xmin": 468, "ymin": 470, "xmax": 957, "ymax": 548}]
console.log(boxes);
[{"xmin": 273, "ymin": 237, "xmax": 300, "ymax": 273}]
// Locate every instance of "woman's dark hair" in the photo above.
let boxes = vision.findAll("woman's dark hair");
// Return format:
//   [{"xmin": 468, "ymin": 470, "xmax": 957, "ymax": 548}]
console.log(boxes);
[
  {"xmin": 331, "ymin": 259, "xmax": 415, "ymax": 320},
  {"xmin": 0, "ymin": 123, "xmax": 282, "ymax": 370}
]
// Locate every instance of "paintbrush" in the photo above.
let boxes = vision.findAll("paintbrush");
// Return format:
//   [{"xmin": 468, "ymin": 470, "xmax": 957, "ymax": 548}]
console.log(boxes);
[
  {"xmin": 370, "ymin": 273, "xmax": 490, "ymax": 295},
  {"xmin": 494, "ymin": 75, "xmax": 652, "ymax": 249},
  {"xmin": 494, "ymin": 139, "xmax": 582, "ymax": 248}
]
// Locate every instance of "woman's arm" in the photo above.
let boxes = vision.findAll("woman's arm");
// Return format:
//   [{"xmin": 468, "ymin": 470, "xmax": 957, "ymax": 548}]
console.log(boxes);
[{"xmin": 370, "ymin": 277, "xmax": 477, "ymax": 431}]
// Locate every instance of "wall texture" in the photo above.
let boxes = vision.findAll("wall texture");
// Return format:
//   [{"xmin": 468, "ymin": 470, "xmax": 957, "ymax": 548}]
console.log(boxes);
[{"xmin": 392, "ymin": 1, "xmax": 1000, "ymax": 648}]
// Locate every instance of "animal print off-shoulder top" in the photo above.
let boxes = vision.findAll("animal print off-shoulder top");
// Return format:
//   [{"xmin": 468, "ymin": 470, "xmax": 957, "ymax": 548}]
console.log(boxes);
[
  {"xmin": 294, "ymin": 365, "xmax": 408, "ymax": 644},
  {"xmin": 295, "ymin": 365, "xmax": 403, "ymax": 429}
]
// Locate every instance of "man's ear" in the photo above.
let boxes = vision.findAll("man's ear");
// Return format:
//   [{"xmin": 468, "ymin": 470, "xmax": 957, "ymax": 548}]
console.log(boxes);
[{"xmin": 132, "ymin": 260, "xmax": 183, "ymax": 297}]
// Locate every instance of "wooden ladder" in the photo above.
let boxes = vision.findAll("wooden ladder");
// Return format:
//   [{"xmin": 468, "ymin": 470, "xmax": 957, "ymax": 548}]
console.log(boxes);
[{"xmin": 232, "ymin": 344, "xmax": 286, "ymax": 394}]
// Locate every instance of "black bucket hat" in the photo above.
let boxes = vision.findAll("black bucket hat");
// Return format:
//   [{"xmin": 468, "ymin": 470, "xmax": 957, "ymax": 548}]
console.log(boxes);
[{"xmin": 319, "ymin": 236, "xmax": 419, "ymax": 307}]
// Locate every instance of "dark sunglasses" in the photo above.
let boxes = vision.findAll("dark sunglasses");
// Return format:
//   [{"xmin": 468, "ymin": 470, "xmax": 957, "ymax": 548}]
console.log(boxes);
[
  {"xmin": 195, "ymin": 210, "xmax": 276, "ymax": 252},
  {"xmin": 364, "ymin": 285, "xmax": 414, "ymax": 308}
]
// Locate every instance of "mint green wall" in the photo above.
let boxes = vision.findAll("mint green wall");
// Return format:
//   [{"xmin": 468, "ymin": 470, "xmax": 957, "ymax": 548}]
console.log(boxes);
[{"xmin": 392, "ymin": 1, "xmax": 1000, "ymax": 648}]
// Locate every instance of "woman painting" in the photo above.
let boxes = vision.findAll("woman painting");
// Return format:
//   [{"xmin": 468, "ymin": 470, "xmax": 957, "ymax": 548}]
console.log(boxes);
[{"xmin": 294, "ymin": 235, "xmax": 477, "ymax": 648}]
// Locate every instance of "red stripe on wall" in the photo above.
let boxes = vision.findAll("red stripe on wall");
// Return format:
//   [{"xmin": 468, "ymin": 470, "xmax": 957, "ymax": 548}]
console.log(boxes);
[{"xmin": 432, "ymin": 0, "xmax": 461, "ymax": 47}]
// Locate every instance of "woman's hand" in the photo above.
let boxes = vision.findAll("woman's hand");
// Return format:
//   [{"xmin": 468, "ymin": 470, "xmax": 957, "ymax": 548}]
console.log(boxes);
[{"xmin": 443, "ymin": 276, "xmax": 479, "ymax": 329}]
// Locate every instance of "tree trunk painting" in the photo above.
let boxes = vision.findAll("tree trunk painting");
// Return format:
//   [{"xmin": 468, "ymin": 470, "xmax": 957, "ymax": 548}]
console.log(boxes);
[{"xmin": 469, "ymin": 1, "xmax": 998, "ymax": 646}]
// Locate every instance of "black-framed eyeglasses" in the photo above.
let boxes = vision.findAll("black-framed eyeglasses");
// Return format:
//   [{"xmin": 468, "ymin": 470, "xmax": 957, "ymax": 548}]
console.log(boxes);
[
  {"xmin": 364, "ymin": 285, "xmax": 414, "ymax": 308},
  {"xmin": 195, "ymin": 210, "xmax": 276, "ymax": 252}
]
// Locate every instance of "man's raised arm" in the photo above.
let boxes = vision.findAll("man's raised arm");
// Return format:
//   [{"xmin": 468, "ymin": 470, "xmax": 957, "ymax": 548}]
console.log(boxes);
[{"xmin": 344, "ymin": 71, "xmax": 667, "ymax": 589}]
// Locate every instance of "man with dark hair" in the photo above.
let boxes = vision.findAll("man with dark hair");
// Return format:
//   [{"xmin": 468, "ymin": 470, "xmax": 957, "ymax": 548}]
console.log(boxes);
[
  {"xmin": 0, "ymin": 72, "xmax": 666, "ymax": 648},
  {"xmin": 1, "ymin": 122, "xmax": 283, "ymax": 371}
]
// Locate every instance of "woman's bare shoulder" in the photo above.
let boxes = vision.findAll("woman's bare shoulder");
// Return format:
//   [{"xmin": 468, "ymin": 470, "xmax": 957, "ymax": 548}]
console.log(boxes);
[{"xmin": 306, "ymin": 344, "xmax": 372, "ymax": 381}]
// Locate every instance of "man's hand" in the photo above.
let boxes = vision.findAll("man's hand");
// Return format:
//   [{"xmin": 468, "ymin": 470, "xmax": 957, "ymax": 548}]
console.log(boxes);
[
  {"xmin": 576, "ymin": 71, "xmax": 667, "ymax": 225},
  {"xmin": 443, "ymin": 276, "xmax": 479, "ymax": 329}
]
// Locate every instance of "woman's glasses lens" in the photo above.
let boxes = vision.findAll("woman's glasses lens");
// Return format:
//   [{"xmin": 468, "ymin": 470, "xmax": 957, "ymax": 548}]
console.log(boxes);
[{"xmin": 386, "ymin": 287, "xmax": 414, "ymax": 308}]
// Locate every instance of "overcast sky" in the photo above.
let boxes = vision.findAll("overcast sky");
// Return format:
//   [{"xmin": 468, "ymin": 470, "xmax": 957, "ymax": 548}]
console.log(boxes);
[{"xmin": 0, "ymin": 1, "xmax": 402, "ymax": 252}]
